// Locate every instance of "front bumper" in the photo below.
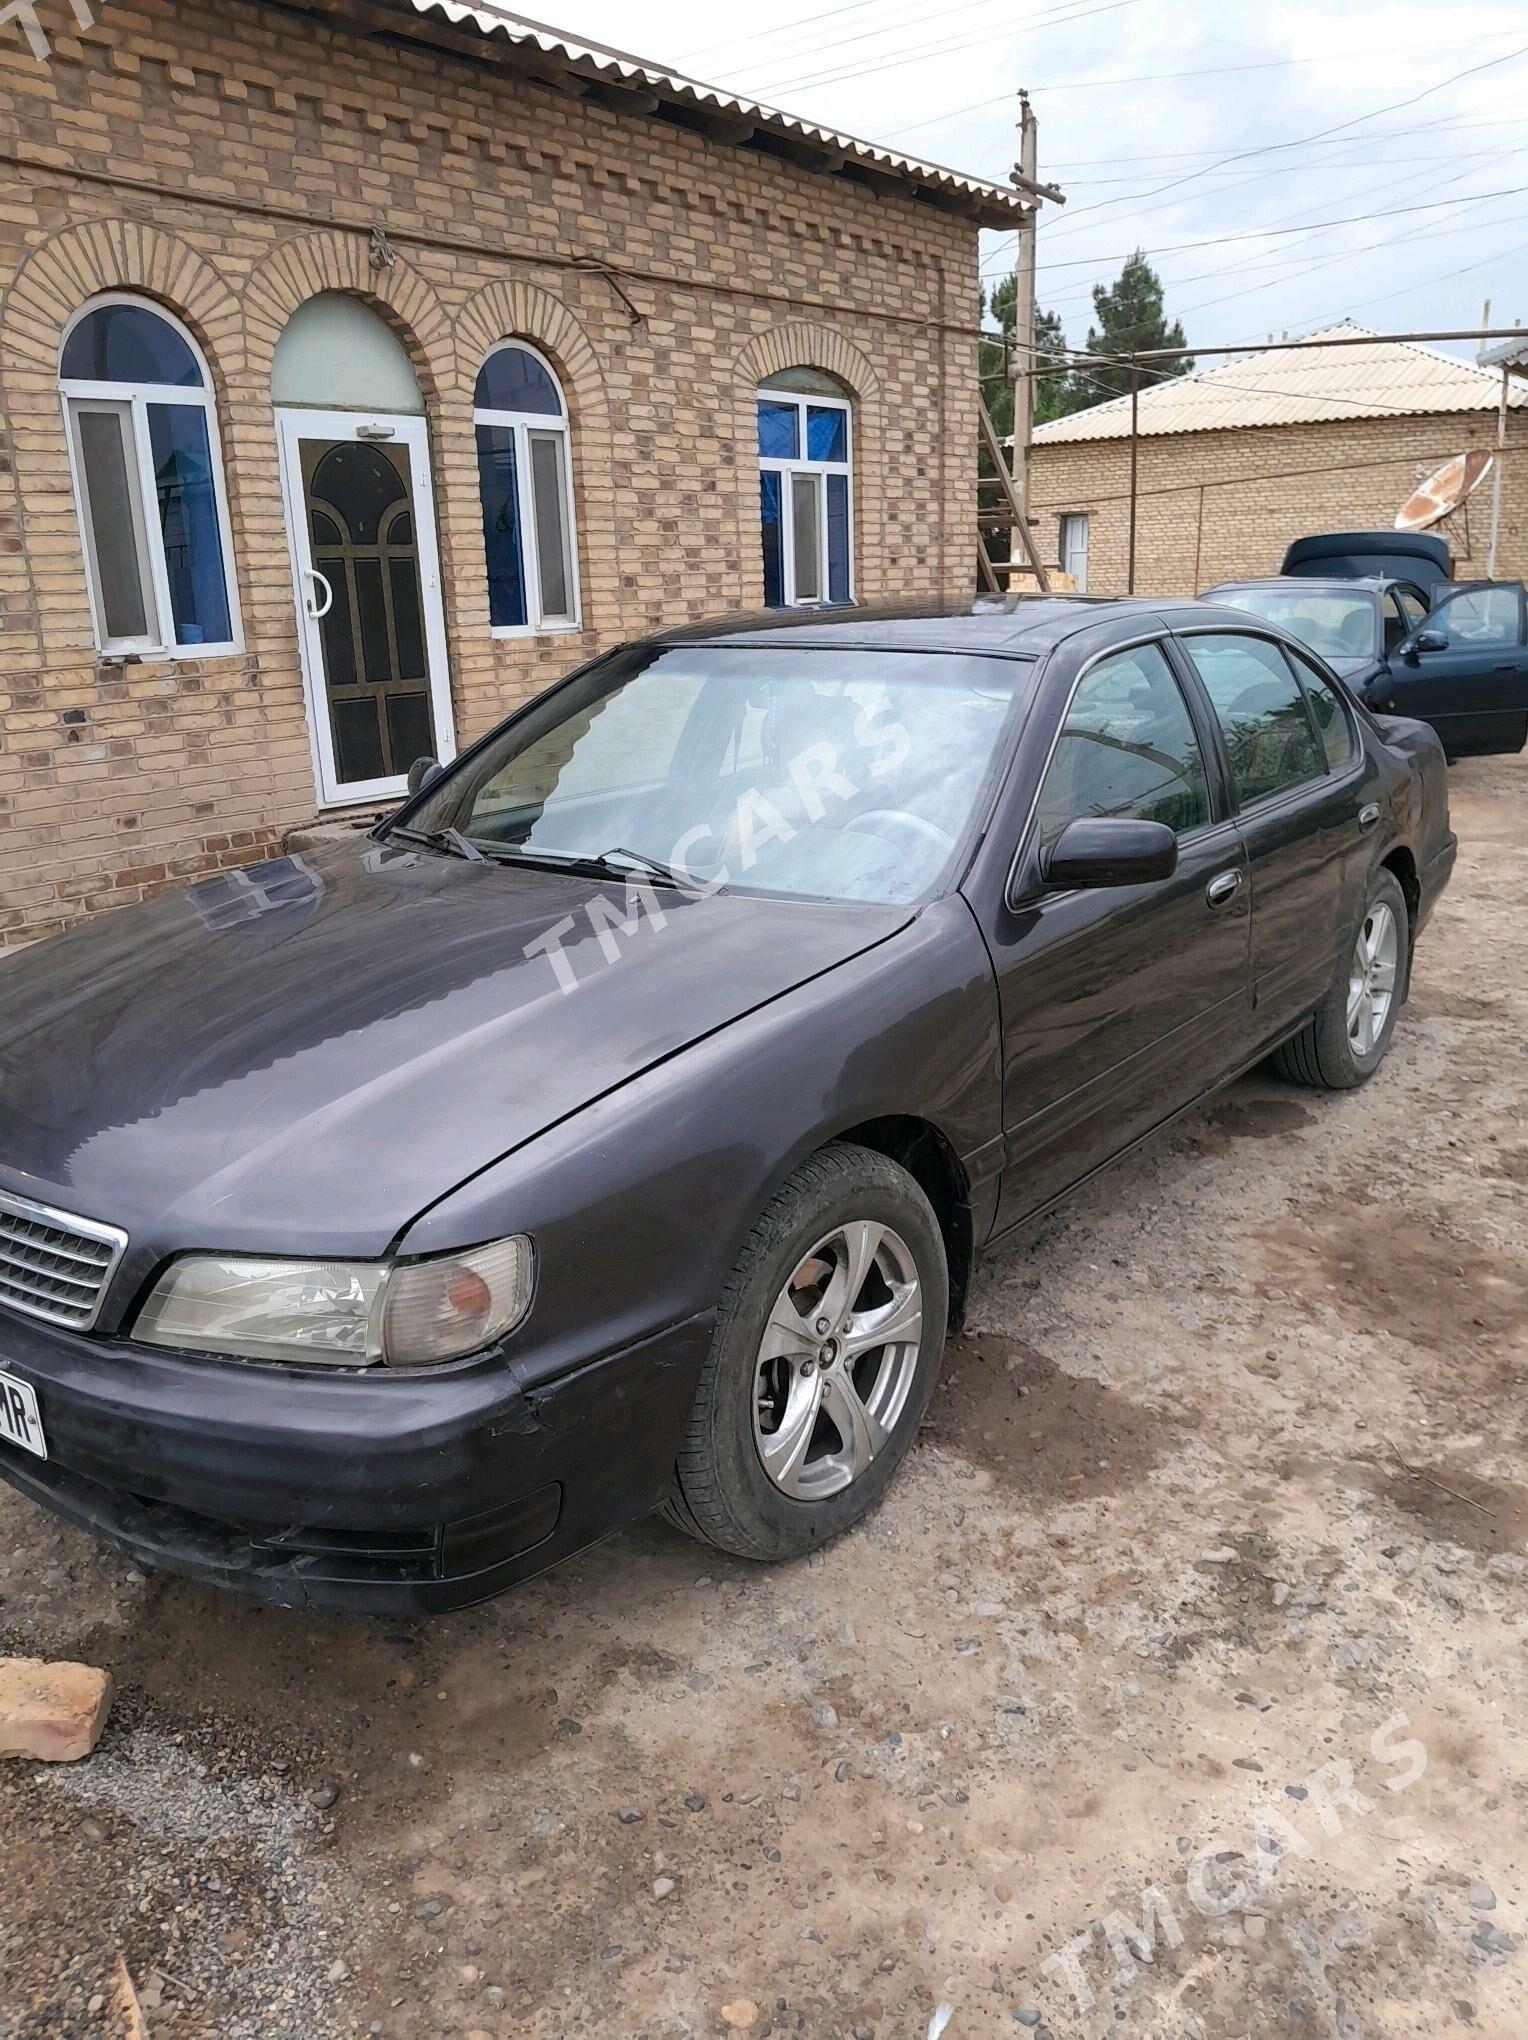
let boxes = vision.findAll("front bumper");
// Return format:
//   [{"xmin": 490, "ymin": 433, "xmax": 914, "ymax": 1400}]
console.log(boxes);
[{"xmin": 0, "ymin": 1306, "xmax": 713, "ymax": 1614}]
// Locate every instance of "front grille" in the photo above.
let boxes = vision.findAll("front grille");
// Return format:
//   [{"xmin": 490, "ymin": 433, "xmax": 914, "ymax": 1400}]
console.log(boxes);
[{"xmin": 0, "ymin": 1189, "xmax": 127, "ymax": 1332}]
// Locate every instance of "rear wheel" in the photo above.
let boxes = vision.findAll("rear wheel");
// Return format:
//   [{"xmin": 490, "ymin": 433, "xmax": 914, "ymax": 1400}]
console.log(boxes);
[
  {"xmin": 1273, "ymin": 868, "xmax": 1408, "ymax": 1090},
  {"xmin": 664, "ymin": 1143, "xmax": 948, "ymax": 1561}
]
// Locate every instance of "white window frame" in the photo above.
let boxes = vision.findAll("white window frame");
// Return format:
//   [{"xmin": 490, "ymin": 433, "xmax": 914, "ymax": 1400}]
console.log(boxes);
[
  {"xmin": 473, "ymin": 340, "xmax": 581, "ymax": 638},
  {"xmin": 58, "ymin": 292, "xmax": 243, "ymax": 661},
  {"xmin": 1059, "ymin": 512, "xmax": 1090, "ymax": 592},
  {"xmin": 757, "ymin": 386, "xmax": 854, "ymax": 609}
]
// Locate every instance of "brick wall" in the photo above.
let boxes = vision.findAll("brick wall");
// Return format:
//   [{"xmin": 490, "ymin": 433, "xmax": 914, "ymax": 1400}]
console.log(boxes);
[
  {"xmin": 1030, "ymin": 409, "xmax": 1528, "ymax": 598},
  {"xmin": 0, "ymin": 0, "xmax": 982, "ymax": 947}
]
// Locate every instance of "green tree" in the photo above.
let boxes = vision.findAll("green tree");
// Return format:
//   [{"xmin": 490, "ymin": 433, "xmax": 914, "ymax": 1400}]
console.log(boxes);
[
  {"xmin": 1075, "ymin": 249, "xmax": 1192, "ymax": 407},
  {"xmin": 981, "ymin": 277, "xmax": 1082, "ymax": 431}
]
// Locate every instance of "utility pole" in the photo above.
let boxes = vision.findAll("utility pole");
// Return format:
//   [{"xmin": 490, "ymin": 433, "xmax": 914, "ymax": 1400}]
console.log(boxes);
[{"xmin": 1010, "ymin": 90, "xmax": 1038, "ymax": 524}]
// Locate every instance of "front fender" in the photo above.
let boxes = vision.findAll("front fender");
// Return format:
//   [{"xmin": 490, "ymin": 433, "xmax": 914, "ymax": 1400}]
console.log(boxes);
[{"xmin": 395, "ymin": 896, "xmax": 1002, "ymax": 1393}]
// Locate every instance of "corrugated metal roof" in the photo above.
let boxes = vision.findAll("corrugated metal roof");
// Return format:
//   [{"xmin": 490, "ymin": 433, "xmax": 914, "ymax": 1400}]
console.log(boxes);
[
  {"xmin": 1031, "ymin": 322, "xmax": 1528, "ymax": 444},
  {"xmin": 395, "ymin": 0, "xmax": 1048, "ymax": 225}
]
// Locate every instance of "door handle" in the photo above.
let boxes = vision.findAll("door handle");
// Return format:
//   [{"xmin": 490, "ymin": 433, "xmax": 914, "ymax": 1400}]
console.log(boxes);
[
  {"xmin": 1205, "ymin": 869, "xmax": 1242, "ymax": 907},
  {"xmin": 303, "ymin": 567, "xmax": 334, "ymax": 620},
  {"xmin": 1358, "ymin": 803, "xmax": 1381, "ymax": 832}
]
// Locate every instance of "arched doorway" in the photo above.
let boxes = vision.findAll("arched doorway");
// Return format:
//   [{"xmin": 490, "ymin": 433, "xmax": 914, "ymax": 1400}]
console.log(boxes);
[{"xmin": 273, "ymin": 293, "xmax": 455, "ymax": 805}]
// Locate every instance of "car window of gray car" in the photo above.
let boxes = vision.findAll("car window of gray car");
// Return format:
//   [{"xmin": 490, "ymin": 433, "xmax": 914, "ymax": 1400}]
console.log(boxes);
[
  {"xmin": 1425, "ymin": 585, "xmax": 1521, "ymax": 646},
  {"xmin": 1206, "ymin": 587, "xmax": 1376, "ymax": 663},
  {"xmin": 1284, "ymin": 645, "xmax": 1357, "ymax": 772},
  {"xmin": 1033, "ymin": 642, "xmax": 1210, "ymax": 845},
  {"xmin": 1381, "ymin": 593, "xmax": 1410, "ymax": 658},
  {"xmin": 1183, "ymin": 633, "xmax": 1325, "ymax": 809},
  {"xmin": 410, "ymin": 646, "xmax": 1028, "ymax": 906},
  {"xmin": 1397, "ymin": 588, "xmax": 1428, "ymax": 631}
]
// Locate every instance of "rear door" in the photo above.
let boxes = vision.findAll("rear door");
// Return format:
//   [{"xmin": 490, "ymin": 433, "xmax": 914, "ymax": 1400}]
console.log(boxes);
[
  {"xmin": 986, "ymin": 633, "xmax": 1250, "ymax": 1229},
  {"xmin": 1392, "ymin": 582, "xmax": 1528, "ymax": 756},
  {"xmin": 1174, "ymin": 628, "xmax": 1372, "ymax": 1046}
]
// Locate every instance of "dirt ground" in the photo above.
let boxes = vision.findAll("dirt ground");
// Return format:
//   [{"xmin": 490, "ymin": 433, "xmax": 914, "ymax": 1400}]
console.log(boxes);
[{"xmin": 1, "ymin": 754, "xmax": 1525, "ymax": 2040}]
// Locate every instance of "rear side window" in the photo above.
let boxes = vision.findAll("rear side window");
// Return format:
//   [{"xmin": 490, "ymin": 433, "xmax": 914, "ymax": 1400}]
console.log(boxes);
[
  {"xmin": 1286, "ymin": 646, "xmax": 1357, "ymax": 771},
  {"xmin": 1183, "ymin": 632, "xmax": 1325, "ymax": 808},
  {"xmin": 1397, "ymin": 589, "xmax": 1427, "ymax": 630},
  {"xmin": 1427, "ymin": 585, "xmax": 1522, "ymax": 646},
  {"xmin": 1034, "ymin": 641, "xmax": 1211, "ymax": 844}
]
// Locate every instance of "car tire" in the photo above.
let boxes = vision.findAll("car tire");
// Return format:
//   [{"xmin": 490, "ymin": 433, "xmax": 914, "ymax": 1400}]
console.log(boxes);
[
  {"xmin": 1272, "ymin": 868, "xmax": 1409, "ymax": 1090},
  {"xmin": 663, "ymin": 1142, "xmax": 949, "ymax": 1562}
]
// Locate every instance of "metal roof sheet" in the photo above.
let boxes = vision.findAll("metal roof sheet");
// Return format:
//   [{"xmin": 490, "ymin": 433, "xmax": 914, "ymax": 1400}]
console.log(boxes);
[
  {"xmin": 395, "ymin": 0, "xmax": 1046, "ymax": 225},
  {"xmin": 1031, "ymin": 322, "xmax": 1528, "ymax": 445}
]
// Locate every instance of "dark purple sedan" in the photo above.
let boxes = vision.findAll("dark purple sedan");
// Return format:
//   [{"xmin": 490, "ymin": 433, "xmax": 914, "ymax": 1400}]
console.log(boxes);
[{"xmin": 0, "ymin": 599, "xmax": 1454, "ymax": 1611}]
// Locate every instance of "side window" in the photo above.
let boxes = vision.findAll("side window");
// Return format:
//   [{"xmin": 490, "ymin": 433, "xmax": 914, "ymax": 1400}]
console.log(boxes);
[
  {"xmin": 60, "ymin": 296, "xmax": 241, "ymax": 657},
  {"xmin": 1381, "ymin": 594, "xmax": 1409, "ymax": 657},
  {"xmin": 1034, "ymin": 642, "xmax": 1211, "ymax": 846},
  {"xmin": 1286, "ymin": 647, "xmax": 1357, "ymax": 771},
  {"xmin": 757, "ymin": 367, "xmax": 853, "ymax": 609},
  {"xmin": 1427, "ymin": 586, "xmax": 1522, "ymax": 646},
  {"xmin": 1397, "ymin": 589, "xmax": 1428, "ymax": 631},
  {"xmin": 474, "ymin": 341, "xmax": 579, "ymax": 633},
  {"xmin": 1183, "ymin": 632, "xmax": 1325, "ymax": 808}
]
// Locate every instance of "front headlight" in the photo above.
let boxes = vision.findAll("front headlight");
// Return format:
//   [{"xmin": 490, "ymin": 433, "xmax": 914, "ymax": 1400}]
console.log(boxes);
[{"xmin": 133, "ymin": 1236, "xmax": 534, "ymax": 1368}]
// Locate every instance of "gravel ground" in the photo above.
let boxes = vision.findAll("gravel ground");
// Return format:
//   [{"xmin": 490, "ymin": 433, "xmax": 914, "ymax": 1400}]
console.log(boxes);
[{"xmin": 1, "ymin": 754, "xmax": 1524, "ymax": 2040}]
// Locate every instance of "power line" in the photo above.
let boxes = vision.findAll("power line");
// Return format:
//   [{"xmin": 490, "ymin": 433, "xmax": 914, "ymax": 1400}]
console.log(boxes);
[
  {"xmin": 705, "ymin": 0, "xmax": 1050, "ymax": 89},
  {"xmin": 1024, "ymin": 142, "xmax": 1528, "ymax": 311},
  {"xmin": 727, "ymin": 0, "xmax": 1141, "ymax": 100},
  {"xmin": 980, "ymin": 184, "xmax": 1528, "ymax": 279},
  {"xmin": 1036, "ymin": 38, "xmax": 1528, "ymax": 239}
]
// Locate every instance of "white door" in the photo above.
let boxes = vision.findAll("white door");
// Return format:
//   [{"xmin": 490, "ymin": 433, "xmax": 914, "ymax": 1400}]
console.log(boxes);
[
  {"xmin": 276, "ymin": 409, "xmax": 455, "ymax": 806},
  {"xmin": 1059, "ymin": 513, "xmax": 1090, "ymax": 592}
]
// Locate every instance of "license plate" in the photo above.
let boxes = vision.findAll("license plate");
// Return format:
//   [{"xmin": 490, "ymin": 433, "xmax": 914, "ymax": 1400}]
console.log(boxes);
[{"xmin": 0, "ymin": 1371, "xmax": 46, "ymax": 1461}]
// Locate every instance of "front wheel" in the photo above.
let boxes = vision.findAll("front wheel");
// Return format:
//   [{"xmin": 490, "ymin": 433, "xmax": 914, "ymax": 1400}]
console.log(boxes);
[
  {"xmin": 1273, "ymin": 868, "xmax": 1408, "ymax": 1090},
  {"xmin": 664, "ymin": 1143, "xmax": 949, "ymax": 1561}
]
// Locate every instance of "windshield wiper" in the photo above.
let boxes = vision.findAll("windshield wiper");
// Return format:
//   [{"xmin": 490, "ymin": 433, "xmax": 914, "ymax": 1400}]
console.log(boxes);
[
  {"xmin": 385, "ymin": 823, "xmax": 486, "ymax": 863},
  {"xmin": 480, "ymin": 843, "xmax": 695, "ymax": 888},
  {"xmin": 596, "ymin": 846, "xmax": 692, "ymax": 888}
]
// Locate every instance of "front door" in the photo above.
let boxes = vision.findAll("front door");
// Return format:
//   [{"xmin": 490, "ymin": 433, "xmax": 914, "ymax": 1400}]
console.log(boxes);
[
  {"xmin": 1391, "ymin": 582, "xmax": 1528, "ymax": 757},
  {"xmin": 276, "ymin": 409, "xmax": 455, "ymax": 805},
  {"xmin": 988, "ymin": 635, "xmax": 1251, "ymax": 1232}
]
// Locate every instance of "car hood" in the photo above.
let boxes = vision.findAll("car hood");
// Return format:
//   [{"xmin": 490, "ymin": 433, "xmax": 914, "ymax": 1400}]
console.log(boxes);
[{"xmin": 0, "ymin": 844, "xmax": 911, "ymax": 1258}]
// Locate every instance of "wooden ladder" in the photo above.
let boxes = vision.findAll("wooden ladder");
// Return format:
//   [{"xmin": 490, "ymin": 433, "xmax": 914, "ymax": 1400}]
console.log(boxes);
[{"xmin": 977, "ymin": 396, "xmax": 1051, "ymax": 594}]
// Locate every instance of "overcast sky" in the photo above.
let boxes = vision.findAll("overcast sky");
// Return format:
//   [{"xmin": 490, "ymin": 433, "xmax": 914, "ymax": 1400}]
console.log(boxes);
[{"xmin": 541, "ymin": 0, "xmax": 1528, "ymax": 364}]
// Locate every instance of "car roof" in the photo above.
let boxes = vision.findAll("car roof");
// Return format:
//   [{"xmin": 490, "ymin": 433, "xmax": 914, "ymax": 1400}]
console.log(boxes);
[
  {"xmin": 650, "ymin": 596, "xmax": 1234, "ymax": 660},
  {"xmin": 1202, "ymin": 575, "xmax": 1396, "ymax": 597}
]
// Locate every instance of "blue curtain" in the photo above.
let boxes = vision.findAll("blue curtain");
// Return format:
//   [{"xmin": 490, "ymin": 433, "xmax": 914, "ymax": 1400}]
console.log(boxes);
[
  {"xmin": 760, "ymin": 471, "xmax": 784, "ymax": 608},
  {"xmin": 827, "ymin": 475, "xmax": 850, "ymax": 603},
  {"xmin": 807, "ymin": 406, "xmax": 847, "ymax": 463},
  {"xmin": 476, "ymin": 424, "xmax": 527, "ymax": 627},
  {"xmin": 757, "ymin": 401, "xmax": 799, "ymax": 461},
  {"xmin": 147, "ymin": 404, "xmax": 231, "ymax": 645}
]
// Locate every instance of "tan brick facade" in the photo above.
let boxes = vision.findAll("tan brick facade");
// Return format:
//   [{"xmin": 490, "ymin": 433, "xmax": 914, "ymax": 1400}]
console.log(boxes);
[
  {"xmin": 0, "ymin": 0, "xmax": 983, "ymax": 948},
  {"xmin": 1030, "ymin": 409, "xmax": 1528, "ymax": 599}
]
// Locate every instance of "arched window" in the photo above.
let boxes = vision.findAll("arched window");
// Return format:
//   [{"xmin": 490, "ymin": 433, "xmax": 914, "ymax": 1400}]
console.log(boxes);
[
  {"xmin": 59, "ymin": 295, "xmax": 240, "ymax": 657},
  {"xmin": 474, "ymin": 342, "xmax": 579, "ymax": 633},
  {"xmin": 757, "ymin": 367, "xmax": 852, "ymax": 609}
]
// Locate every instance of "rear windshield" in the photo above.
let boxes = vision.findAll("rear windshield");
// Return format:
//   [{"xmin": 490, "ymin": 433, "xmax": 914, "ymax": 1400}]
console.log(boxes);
[
  {"xmin": 1209, "ymin": 587, "xmax": 1376, "ymax": 662},
  {"xmin": 406, "ymin": 645, "xmax": 1028, "ymax": 905}
]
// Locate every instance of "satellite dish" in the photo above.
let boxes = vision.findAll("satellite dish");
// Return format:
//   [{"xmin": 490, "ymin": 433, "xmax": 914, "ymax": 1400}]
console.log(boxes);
[{"xmin": 1395, "ymin": 449, "xmax": 1494, "ymax": 532}]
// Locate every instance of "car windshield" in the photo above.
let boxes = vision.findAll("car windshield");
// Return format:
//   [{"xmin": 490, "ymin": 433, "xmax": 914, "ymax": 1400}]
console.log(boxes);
[
  {"xmin": 1210, "ymin": 587, "xmax": 1376, "ymax": 662},
  {"xmin": 402, "ymin": 644, "xmax": 1027, "ymax": 905}
]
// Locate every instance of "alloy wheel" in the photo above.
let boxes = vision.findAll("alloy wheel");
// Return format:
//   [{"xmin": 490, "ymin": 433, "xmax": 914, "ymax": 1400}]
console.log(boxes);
[
  {"xmin": 1347, "ymin": 900, "xmax": 1399, "ymax": 1056},
  {"xmin": 751, "ymin": 1220, "xmax": 924, "ymax": 1501}
]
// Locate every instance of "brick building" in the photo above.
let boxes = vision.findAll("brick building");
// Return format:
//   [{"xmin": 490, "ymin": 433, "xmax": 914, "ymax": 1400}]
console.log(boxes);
[
  {"xmin": 0, "ymin": 0, "xmax": 1039, "ymax": 949},
  {"xmin": 1028, "ymin": 323, "xmax": 1528, "ymax": 598}
]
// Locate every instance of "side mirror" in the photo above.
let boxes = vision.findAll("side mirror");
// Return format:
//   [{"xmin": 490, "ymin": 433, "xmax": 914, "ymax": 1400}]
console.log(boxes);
[
  {"xmin": 407, "ymin": 755, "xmax": 443, "ymax": 796},
  {"xmin": 1407, "ymin": 629, "xmax": 1448, "ymax": 657},
  {"xmin": 1042, "ymin": 817, "xmax": 1178, "ymax": 890}
]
